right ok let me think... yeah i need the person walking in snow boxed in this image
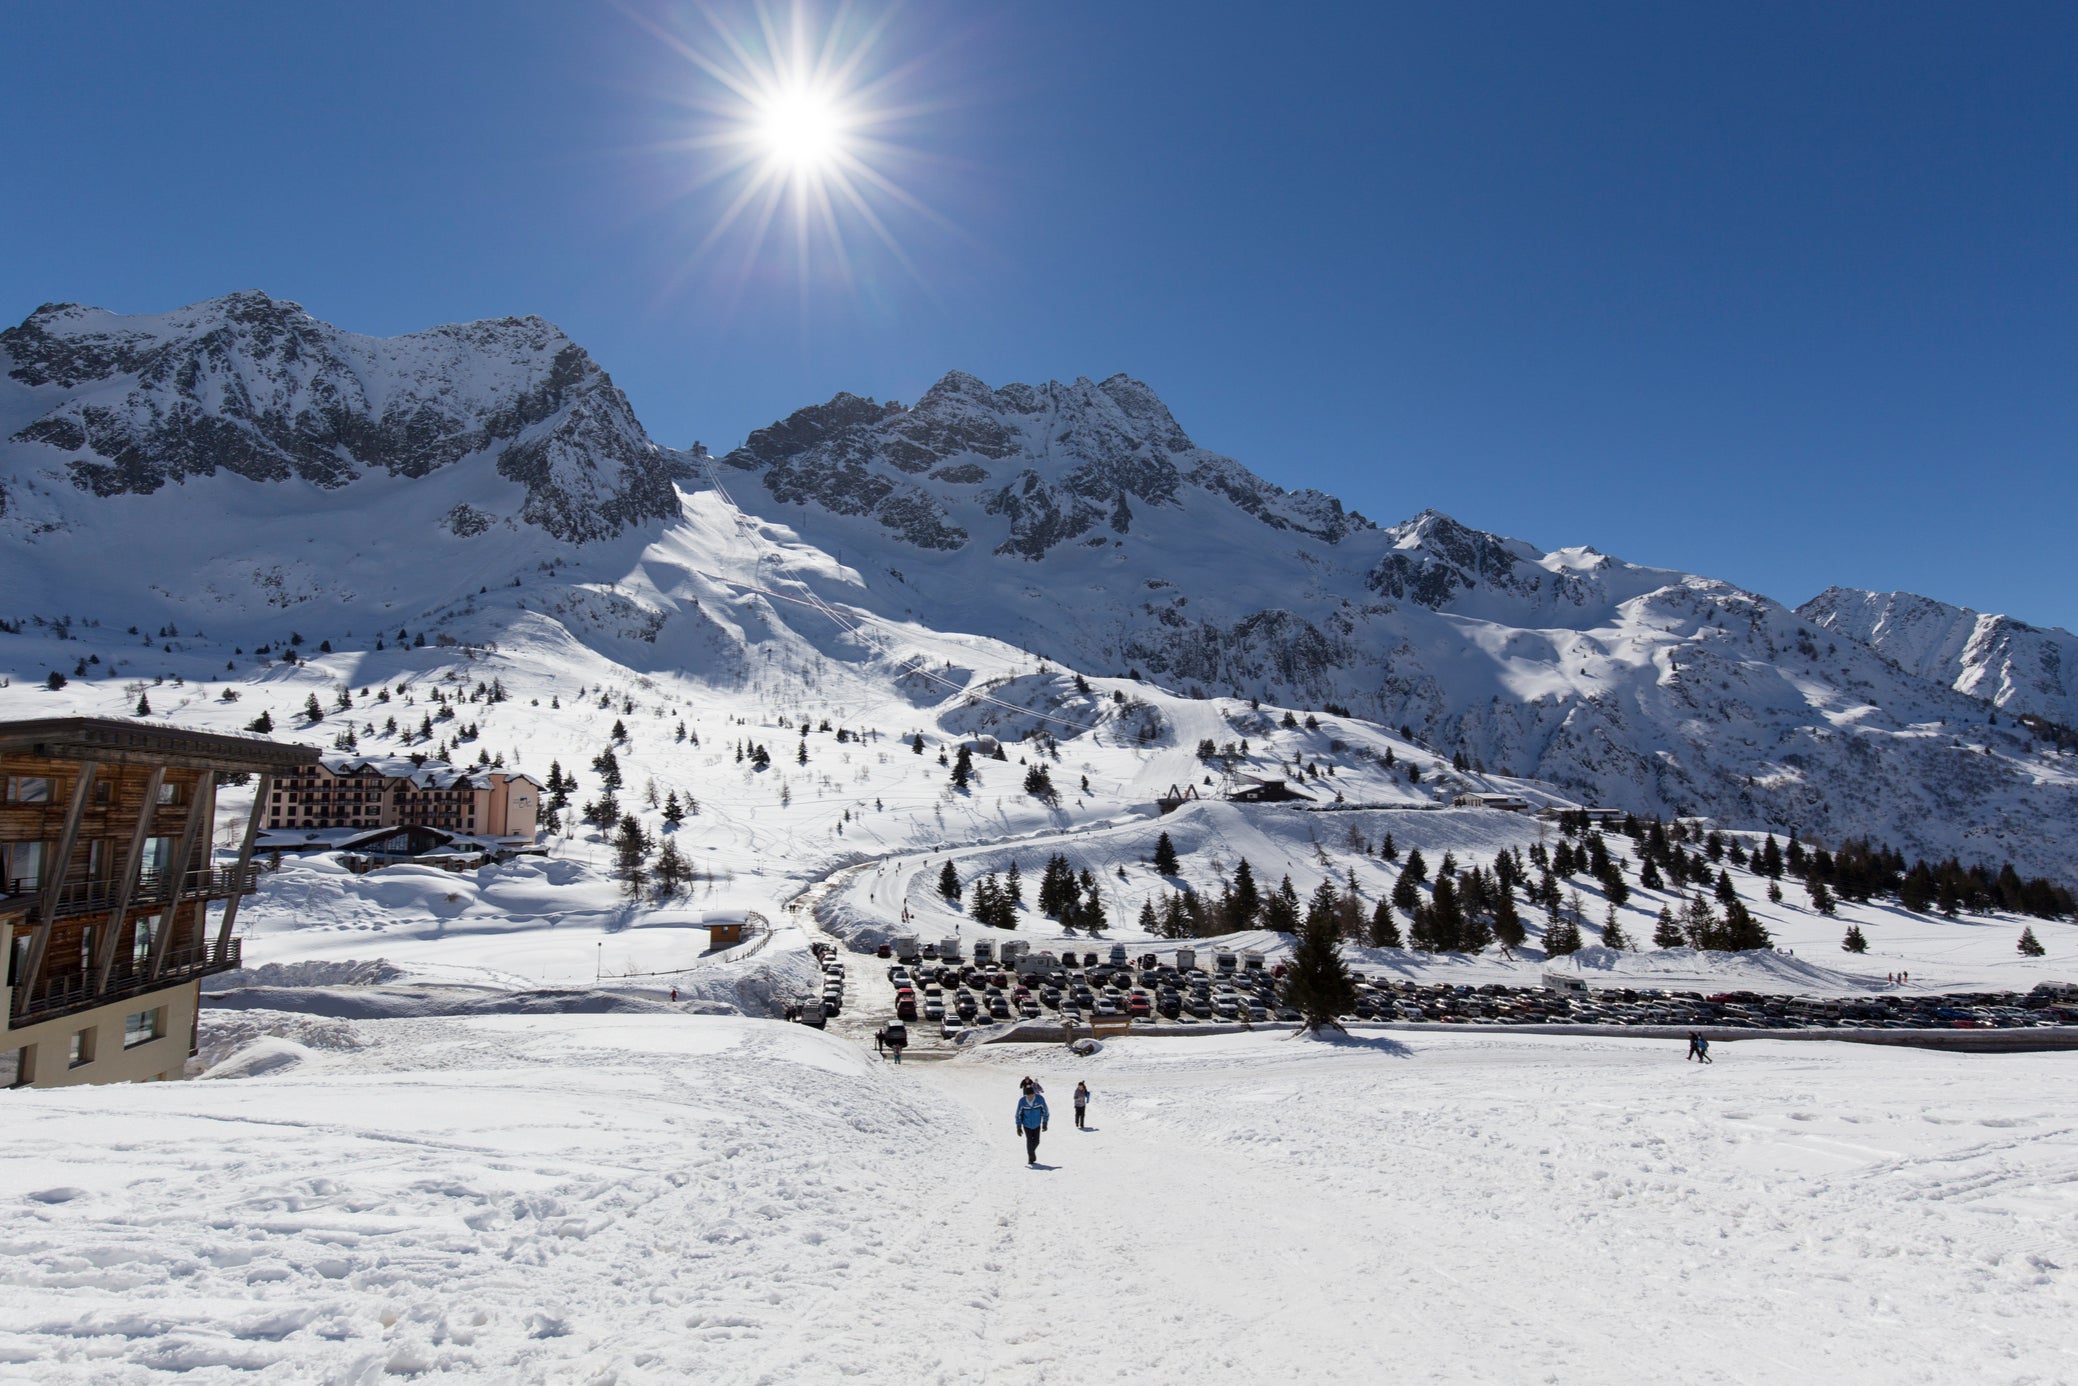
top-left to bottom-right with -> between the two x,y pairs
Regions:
1073,1081 -> 1090,1130
1016,1079 -> 1050,1164
1686,1031 -> 1702,1062
1695,1035 -> 1712,1064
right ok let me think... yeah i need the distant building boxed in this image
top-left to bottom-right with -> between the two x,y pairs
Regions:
1537,805 -> 1628,826
1225,775 -> 1311,805
261,755 -> 540,843
2,717 -> 318,1090
1454,793 -> 1533,812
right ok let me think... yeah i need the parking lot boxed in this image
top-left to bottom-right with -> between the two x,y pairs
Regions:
798,940 -> 2078,1045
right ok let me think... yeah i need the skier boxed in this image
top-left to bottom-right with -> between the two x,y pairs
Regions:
1015,1079 -> 1050,1164
1685,1031 -> 1702,1062
1073,1081 -> 1091,1130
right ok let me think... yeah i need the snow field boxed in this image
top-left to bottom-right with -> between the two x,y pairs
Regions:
3,1014 -> 2074,1383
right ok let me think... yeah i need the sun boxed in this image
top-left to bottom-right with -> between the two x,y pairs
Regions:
634,0 -> 955,293
755,86 -> 847,174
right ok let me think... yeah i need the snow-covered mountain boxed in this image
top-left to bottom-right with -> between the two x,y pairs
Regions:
1,295 -> 2073,878
715,372 -> 2078,870
0,290 -> 682,550
1799,587 -> 2078,729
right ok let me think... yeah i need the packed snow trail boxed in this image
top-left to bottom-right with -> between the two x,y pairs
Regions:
6,1012 -> 2076,1382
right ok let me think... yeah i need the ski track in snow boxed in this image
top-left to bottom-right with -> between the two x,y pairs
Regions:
3,1014 -> 2075,1384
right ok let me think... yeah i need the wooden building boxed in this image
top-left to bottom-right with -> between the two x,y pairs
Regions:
2,718 -> 318,1089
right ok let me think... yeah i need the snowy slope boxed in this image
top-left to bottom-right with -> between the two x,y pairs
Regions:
715,372 -> 2078,873
1801,585 -> 2078,727
3,1012 -> 2073,1382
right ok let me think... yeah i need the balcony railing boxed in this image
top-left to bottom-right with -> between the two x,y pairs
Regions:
7,937 -> 243,1026
0,866 -> 261,921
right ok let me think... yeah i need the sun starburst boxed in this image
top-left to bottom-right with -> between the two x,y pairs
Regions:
634,0 -> 955,297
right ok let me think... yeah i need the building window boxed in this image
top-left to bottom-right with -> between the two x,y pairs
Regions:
4,776 -> 52,804
1,841 -> 44,893
1,1046 -> 31,1088
156,782 -> 183,807
123,1008 -> 164,1048
68,1028 -> 96,1068
92,780 -> 112,805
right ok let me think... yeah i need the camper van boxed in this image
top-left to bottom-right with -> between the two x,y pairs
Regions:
1108,942 -> 1130,967
973,938 -> 995,965
1542,972 -> 1590,998
1214,949 -> 1238,974
1241,949 -> 1265,973
939,937 -> 963,964
1000,939 -> 1029,968
1173,947 -> 1197,973
893,935 -> 920,965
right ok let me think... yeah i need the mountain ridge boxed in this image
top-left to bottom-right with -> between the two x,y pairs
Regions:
0,293 -> 2072,878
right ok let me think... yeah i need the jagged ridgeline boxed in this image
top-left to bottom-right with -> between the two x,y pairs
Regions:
2,294 -> 2074,878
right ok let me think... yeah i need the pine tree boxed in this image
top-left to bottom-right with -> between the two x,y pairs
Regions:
2018,927 -> 2046,957
1390,868 -> 1421,917
1023,763 -> 1056,802
1807,877 -> 1837,916
1428,876 -> 1465,952
1005,860 -> 1023,906
1368,900 -> 1403,948
1492,889 -> 1526,955
652,838 -> 691,901
1228,859 -> 1263,929
939,861 -> 960,901
1381,832 -> 1398,861
1263,875 -> 1301,933
661,791 -> 684,827
134,692 -> 152,716
1153,831 -> 1179,875
1600,901 -> 1629,951
1842,924 -> 1868,953
247,709 -> 274,734
303,693 -> 324,722
1638,855 -> 1664,891
1402,848 -> 1428,886
1280,905 -> 1358,1032
612,814 -> 651,900
1715,869 -> 1738,906
911,733 -> 925,754
1653,905 -> 1685,949
951,745 -> 974,789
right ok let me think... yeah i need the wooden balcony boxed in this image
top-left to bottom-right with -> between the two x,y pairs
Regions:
8,937 -> 243,1026
1,865 -> 261,922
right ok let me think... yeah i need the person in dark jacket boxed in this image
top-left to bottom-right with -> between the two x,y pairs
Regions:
1073,1081 -> 1090,1129
1016,1082 -> 1050,1164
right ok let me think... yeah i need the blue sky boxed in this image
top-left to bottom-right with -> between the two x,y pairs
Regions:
3,2 -> 2072,626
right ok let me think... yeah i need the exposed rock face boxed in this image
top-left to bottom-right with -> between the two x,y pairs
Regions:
707,371 -> 2078,877
0,291 -> 682,543
1799,587 -> 2078,728
721,369 -> 1367,558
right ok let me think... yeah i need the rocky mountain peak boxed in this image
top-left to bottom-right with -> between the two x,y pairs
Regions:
0,293 -> 682,544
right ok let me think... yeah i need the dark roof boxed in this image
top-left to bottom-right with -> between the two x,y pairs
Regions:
0,716 -> 320,773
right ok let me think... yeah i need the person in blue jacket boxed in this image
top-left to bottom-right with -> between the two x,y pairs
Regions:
1015,1078 -> 1050,1164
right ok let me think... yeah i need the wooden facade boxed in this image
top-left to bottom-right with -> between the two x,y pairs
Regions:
1,718 -> 318,1089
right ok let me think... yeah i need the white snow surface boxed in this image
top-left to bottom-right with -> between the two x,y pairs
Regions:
3,1013 -> 2074,1383
1801,585 -> 2078,727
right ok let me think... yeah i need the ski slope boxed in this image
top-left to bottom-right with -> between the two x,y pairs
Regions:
2,1012 -> 2072,1383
